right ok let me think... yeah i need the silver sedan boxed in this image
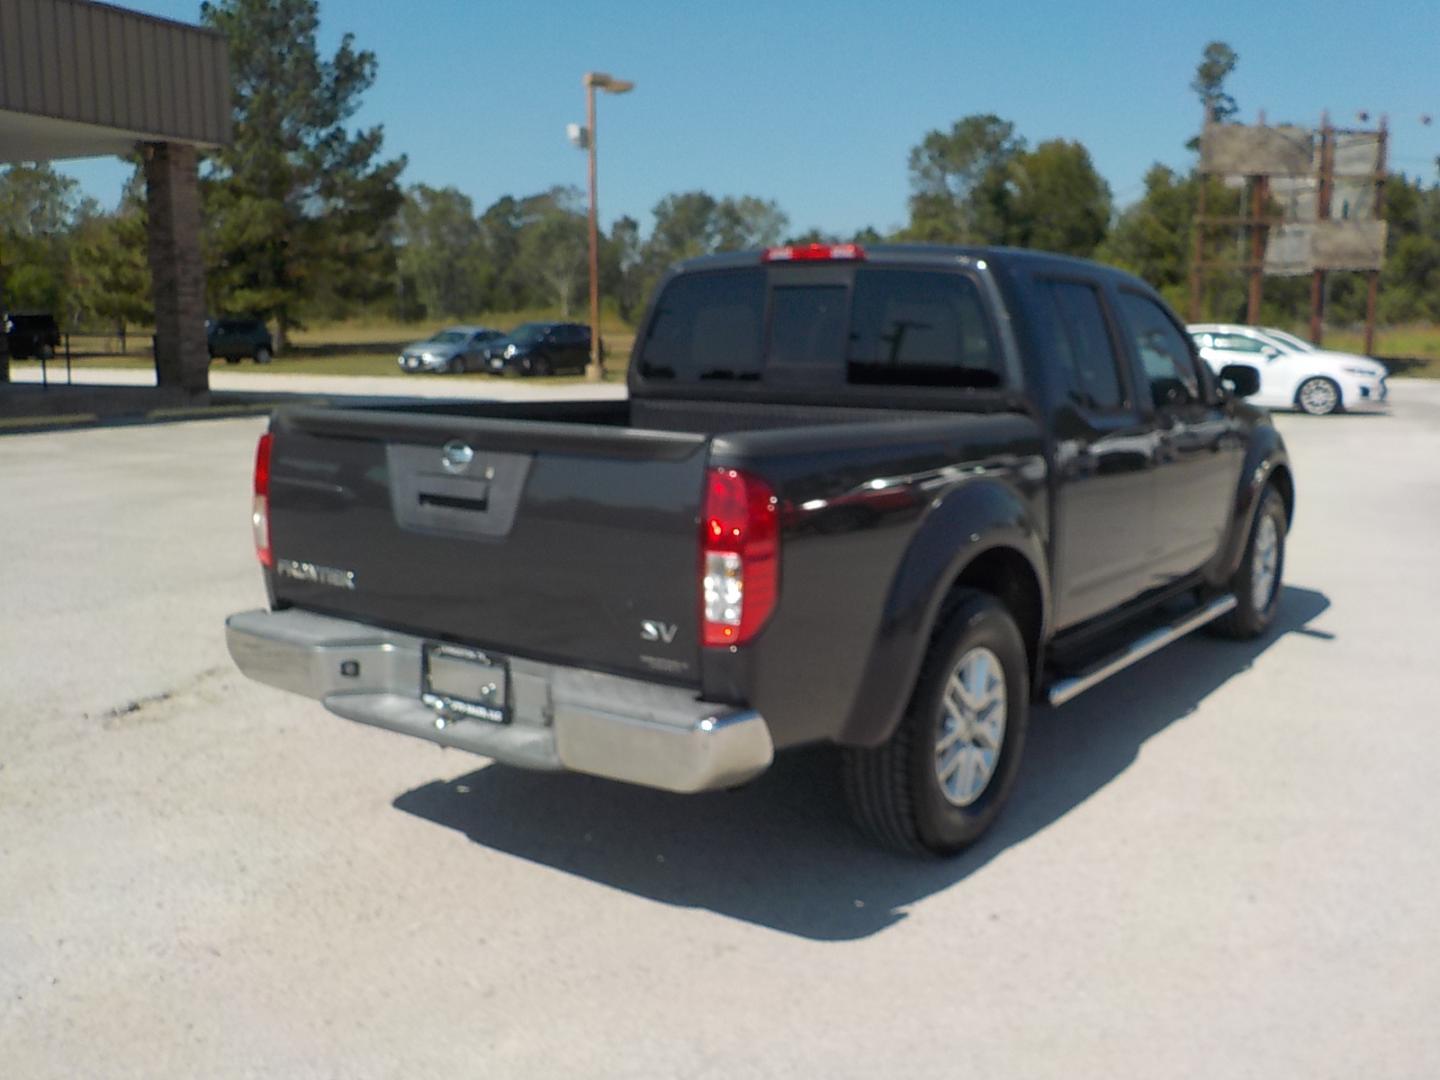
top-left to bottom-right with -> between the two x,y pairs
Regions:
397,326 -> 504,374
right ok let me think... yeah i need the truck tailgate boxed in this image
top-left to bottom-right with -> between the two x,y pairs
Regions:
266,407 -> 709,685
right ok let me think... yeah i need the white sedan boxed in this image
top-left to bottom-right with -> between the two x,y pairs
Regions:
1188,323 -> 1389,416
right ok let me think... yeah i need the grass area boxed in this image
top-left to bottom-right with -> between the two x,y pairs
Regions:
46,316 -> 1440,379
1323,324 -> 1440,376
39,315 -> 638,380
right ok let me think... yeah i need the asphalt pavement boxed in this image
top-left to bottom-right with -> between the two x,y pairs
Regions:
2,382 -> 1438,1078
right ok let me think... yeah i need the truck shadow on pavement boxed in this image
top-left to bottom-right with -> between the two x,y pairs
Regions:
393,585 -> 1331,941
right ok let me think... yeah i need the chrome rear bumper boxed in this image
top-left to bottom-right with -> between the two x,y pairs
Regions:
225,608 -> 774,793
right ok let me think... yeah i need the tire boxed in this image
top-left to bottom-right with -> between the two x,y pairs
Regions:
1213,486 -> 1286,639
1295,376 -> 1340,415
533,357 -> 552,377
446,355 -> 463,374
224,356 -> 241,364
843,590 -> 1030,855
254,346 -> 272,365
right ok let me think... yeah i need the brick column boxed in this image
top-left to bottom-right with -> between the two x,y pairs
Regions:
0,298 -> 9,384
144,142 -> 209,393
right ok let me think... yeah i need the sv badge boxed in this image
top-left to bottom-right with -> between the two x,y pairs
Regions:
640,620 -> 678,644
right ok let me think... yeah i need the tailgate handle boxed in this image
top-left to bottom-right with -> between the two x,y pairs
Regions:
387,444 -> 531,539
418,487 -> 490,513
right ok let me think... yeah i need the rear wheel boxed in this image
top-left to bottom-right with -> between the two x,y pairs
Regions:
1213,486 -> 1286,639
1296,376 -> 1340,415
254,345 -> 272,365
843,590 -> 1029,855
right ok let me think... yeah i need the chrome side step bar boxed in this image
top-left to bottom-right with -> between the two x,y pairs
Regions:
1045,594 -> 1237,708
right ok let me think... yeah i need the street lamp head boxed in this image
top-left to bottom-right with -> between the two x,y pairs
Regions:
585,71 -> 635,94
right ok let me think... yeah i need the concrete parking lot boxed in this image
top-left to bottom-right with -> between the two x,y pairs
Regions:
3,383 -> 1438,1078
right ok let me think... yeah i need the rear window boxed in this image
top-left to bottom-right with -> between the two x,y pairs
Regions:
638,267 -> 1004,388
639,270 -> 766,381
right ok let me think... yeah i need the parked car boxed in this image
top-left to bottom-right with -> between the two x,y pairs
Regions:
208,316 -> 274,364
485,321 -> 592,376
397,326 -> 504,374
1189,322 -> 1387,415
4,312 -> 60,359
227,243 -> 1294,856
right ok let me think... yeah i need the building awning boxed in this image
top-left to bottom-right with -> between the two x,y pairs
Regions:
0,0 -> 230,164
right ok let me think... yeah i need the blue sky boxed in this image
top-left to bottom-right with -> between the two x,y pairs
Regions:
65,0 -> 1440,235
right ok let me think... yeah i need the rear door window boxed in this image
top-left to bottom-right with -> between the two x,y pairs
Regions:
1039,280 -> 1128,412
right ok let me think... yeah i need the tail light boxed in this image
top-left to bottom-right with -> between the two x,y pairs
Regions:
762,242 -> 866,263
701,468 -> 779,646
253,432 -> 274,568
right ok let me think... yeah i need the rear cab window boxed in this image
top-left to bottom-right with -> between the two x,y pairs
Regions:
637,264 -> 1007,391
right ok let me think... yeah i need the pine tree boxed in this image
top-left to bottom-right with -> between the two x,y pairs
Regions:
199,0 -> 405,350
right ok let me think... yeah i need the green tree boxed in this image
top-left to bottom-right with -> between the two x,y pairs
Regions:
199,0 -> 406,350
68,167 -> 152,338
0,163 -> 78,313
0,162 -> 79,238
605,214 -> 644,321
396,184 -> 484,320
637,190 -> 788,302
475,195 -> 526,312
1376,172 -> 1440,323
903,114 -> 1024,242
783,227 -> 840,246
646,191 -> 788,264
1004,139 -> 1112,257
1192,41 -> 1240,124
516,187 -> 588,317
647,191 -> 721,263
1096,165 -> 1195,303
714,196 -> 789,251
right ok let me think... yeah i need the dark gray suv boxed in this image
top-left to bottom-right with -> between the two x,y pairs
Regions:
486,322 -> 593,376
208,317 -> 273,364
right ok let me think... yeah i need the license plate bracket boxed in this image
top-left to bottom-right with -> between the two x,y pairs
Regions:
421,643 -> 509,724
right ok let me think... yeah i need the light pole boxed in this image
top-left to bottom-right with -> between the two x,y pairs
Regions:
576,71 -> 634,381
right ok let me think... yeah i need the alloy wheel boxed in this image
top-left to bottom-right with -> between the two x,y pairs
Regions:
933,646 -> 1008,808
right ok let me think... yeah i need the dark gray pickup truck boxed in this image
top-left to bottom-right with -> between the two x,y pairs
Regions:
227,243 -> 1294,854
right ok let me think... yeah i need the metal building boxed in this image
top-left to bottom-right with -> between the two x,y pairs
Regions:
0,0 -> 231,391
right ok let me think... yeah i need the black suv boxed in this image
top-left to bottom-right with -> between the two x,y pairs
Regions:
4,313 -> 61,359
486,322 -> 592,376
208,317 -> 274,364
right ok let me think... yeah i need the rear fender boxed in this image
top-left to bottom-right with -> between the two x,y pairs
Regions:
837,478 -> 1048,747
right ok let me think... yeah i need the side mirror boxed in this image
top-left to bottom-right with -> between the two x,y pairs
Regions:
1219,363 -> 1261,398
1262,345 -> 1282,361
